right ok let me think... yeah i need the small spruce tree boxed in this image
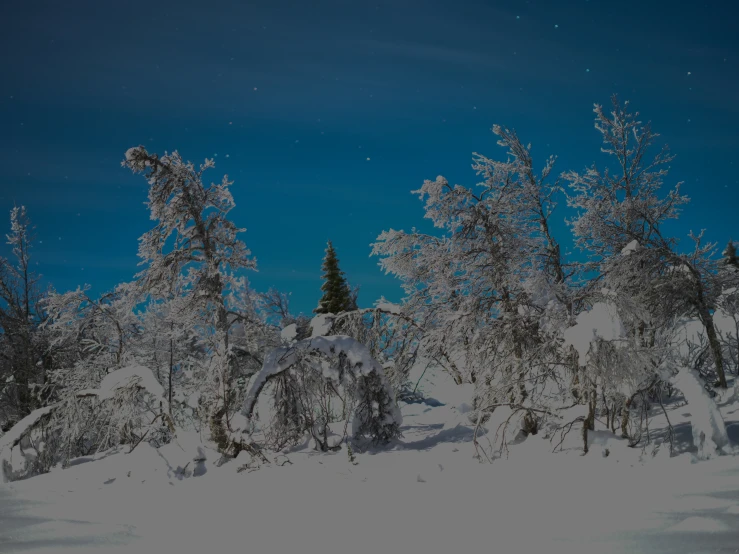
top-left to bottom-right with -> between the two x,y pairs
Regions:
723,240 -> 739,268
314,241 -> 353,314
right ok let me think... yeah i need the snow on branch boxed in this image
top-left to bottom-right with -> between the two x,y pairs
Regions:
563,301 -> 627,366
0,406 -> 54,456
242,335 -> 402,444
2,366 -> 164,461
96,365 -> 166,402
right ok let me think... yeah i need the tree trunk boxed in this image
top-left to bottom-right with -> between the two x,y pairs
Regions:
620,397 -> 632,439
698,306 -> 728,388
169,333 -> 174,416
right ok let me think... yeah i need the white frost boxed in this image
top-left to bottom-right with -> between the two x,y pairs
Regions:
563,302 -> 626,366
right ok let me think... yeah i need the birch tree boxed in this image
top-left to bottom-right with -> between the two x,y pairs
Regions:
122,146 -> 257,451
565,95 -> 728,389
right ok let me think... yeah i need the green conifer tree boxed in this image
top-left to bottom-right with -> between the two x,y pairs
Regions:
314,241 -> 353,314
724,240 -> 739,268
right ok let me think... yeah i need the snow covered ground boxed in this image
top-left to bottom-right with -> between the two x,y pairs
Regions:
2,366 -> 739,553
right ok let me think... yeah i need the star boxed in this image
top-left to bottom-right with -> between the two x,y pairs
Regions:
687,71 -> 691,75
554,24 -> 559,28
366,157 -> 371,161
586,68 -> 590,72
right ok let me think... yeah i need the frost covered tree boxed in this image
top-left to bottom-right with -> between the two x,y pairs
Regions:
565,95 -> 728,389
242,335 -> 402,452
314,241 -> 354,314
136,291 -> 197,418
0,207 -> 52,426
372,124 -> 575,448
42,282 -> 144,394
122,146 -> 257,451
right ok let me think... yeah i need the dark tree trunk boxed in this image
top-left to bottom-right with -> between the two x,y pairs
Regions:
698,306 -> 728,388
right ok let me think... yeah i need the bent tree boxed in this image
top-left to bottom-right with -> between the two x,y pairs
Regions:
123,147 -> 257,448
242,335 -> 402,451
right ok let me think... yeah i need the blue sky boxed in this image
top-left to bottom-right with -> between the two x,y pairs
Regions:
0,0 -> 737,315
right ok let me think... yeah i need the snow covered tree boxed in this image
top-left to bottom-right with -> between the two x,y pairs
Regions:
122,146 -> 257,451
242,336 -> 402,451
42,282 -> 144,398
0,207 -> 52,426
565,95 -> 728,389
372,124 -> 575,451
314,241 -> 353,314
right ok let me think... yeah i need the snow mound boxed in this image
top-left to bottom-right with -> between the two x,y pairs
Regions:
672,368 -> 730,459
97,365 -> 166,402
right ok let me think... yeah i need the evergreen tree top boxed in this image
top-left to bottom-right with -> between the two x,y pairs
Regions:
314,240 -> 353,314
724,240 -> 738,268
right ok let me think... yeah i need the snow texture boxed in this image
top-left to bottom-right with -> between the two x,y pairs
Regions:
2,364 -> 739,553
280,323 -> 298,343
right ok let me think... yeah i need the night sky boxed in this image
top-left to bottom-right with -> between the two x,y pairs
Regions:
1,0 -> 737,315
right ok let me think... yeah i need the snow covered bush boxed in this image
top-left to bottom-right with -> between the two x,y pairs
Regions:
242,336 -> 402,452
0,364 -> 171,482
